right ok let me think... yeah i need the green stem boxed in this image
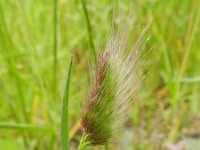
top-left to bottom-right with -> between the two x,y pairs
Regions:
81,0 -> 97,64
0,122 -> 55,133
105,144 -> 110,150
78,133 -> 90,150
53,0 -> 58,101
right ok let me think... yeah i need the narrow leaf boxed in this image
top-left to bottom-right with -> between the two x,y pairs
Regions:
0,122 -> 54,134
61,58 -> 73,150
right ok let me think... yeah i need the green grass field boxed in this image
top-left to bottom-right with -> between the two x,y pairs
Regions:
0,0 -> 200,150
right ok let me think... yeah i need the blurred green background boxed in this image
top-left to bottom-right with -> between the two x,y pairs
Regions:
0,0 -> 200,150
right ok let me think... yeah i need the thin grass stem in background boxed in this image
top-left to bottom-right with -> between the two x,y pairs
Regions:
53,0 -> 58,100
0,122 -> 55,134
179,76 -> 200,83
168,3 -> 200,142
61,58 -> 72,150
104,144 -> 110,150
81,0 -> 97,63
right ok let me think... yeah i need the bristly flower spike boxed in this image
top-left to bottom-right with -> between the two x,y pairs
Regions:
79,18 -> 150,148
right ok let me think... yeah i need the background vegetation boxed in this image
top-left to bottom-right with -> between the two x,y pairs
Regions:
0,0 -> 200,149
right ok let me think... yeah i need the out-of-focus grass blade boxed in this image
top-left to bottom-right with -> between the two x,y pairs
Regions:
178,76 -> 200,83
0,122 -> 55,134
61,58 -> 72,150
53,0 -> 58,101
81,0 -> 97,64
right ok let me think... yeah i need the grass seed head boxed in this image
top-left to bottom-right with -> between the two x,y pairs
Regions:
81,19 -> 149,145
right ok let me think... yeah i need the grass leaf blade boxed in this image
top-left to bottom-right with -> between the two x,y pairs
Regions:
61,58 -> 73,150
0,122 -> 55,134
81,0 -> 97,63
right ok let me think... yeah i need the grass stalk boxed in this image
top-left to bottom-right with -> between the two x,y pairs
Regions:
81,0 -> 97,63
105,144 -> 110,150
78,134 -> 90,150
53,0 -> 58,100
61,58 -> 72,150
0,122 -> 55,133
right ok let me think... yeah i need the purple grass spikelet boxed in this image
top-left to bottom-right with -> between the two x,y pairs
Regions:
79,16 -> 150,149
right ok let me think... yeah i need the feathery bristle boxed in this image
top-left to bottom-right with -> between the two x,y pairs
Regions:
81,20 -> 149,145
